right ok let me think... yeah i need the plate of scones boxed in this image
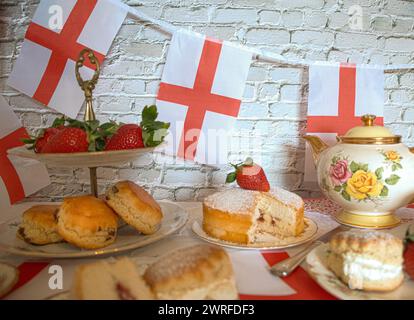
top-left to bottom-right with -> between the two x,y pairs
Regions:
192,187 -> 318,250
306,227 -> 414,300
0,181 -> 188,258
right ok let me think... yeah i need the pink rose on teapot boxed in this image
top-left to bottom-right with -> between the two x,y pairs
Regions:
329,159 -> 352,186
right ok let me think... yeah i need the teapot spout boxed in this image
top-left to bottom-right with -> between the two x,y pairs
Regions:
303,135 -> 329,165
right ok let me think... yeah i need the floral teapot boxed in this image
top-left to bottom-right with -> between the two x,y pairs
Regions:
304,114 -> 414,229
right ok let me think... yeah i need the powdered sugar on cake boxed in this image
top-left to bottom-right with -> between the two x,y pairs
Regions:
268,187 -> 303,210
203,189 -> 258,214
203,187 -> 303,214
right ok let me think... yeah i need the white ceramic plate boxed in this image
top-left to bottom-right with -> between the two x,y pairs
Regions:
0,201 -> 188,259
7,145 -> 162,168
306,243 -> 414,300
192,217 -> 318,251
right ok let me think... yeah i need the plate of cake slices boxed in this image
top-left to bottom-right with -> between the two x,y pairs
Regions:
192,188 -> 318,250
306,226 -> 414,300
0,181 -> 188,258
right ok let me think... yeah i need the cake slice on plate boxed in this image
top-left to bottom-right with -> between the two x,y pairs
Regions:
202,187 -> 304,244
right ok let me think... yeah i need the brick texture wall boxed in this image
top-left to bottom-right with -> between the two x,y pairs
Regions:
1,0 -> 414,202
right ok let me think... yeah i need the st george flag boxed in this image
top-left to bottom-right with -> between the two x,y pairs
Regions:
156,30 -> 252,164
304,62 -> 384,182
8,0 -> 128,118
0,96 -> 50,207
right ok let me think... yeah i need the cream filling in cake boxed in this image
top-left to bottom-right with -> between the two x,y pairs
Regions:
342,253 -> 403,289
247,194 -> 301,243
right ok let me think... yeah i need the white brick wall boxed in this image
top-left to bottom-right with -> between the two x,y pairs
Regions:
1,0 -> 414,202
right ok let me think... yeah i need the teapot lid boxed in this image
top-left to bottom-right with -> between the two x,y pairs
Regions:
340,115 -> 401,144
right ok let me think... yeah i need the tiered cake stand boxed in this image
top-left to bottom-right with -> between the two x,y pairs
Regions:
8,49 -> 158,197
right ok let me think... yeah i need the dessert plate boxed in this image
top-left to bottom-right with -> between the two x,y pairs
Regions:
7,145 -> 163,168
306,243 -> 414,300
0,201 -> 188,259
192,217 -> 318,251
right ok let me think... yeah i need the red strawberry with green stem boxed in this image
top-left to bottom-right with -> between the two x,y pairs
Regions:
104,124 -> 144,150
404,225 -> 414,280
104,105 -> 170,150
226,157 -> 270,192
41,127 -> 89,153
22,117 -> 65,153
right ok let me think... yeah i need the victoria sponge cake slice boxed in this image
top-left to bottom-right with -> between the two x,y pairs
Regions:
202,187 -> 304,244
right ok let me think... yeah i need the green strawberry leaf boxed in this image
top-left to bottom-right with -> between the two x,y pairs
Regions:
385,174 -> 400,185
21,138 -> 36,144
140,105 -> 170,147
51,116 -> 66,128
226,172 -> 237,183
375,167 -> 384,180
86,120 -> 100,132
380,185 -> 389,197
142,105 -> 158,122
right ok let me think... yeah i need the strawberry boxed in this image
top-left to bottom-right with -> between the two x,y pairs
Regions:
41,127 -> 89,153
104,124 -> 144,151
33,127 -> 61,153
226,157 -> 270,192
22,117 -> 65,153
404,225 -> 414,280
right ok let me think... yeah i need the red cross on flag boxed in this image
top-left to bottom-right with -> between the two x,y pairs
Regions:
156,30 -> 252,164
304,62 -> 384,182
8,0 -> 128,118
0,96 -> 50,207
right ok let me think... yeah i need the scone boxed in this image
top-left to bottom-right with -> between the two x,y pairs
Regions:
17,205 -> 63,245
105,181 -> 162,235
143,244 -> 238,300
202,187 -> 304,244
57,196 -> 118,249
327,230 -> 404,292
72,258 -> 154,300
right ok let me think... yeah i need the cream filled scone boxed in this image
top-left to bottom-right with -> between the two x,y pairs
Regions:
327,230 -> 404,292
17,205 -> 63,245
72,258 -> 154,300
105,181 -> 162,235
202,188 -> 304,244
57,196 -> 118,249
143,244 -> 238,300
